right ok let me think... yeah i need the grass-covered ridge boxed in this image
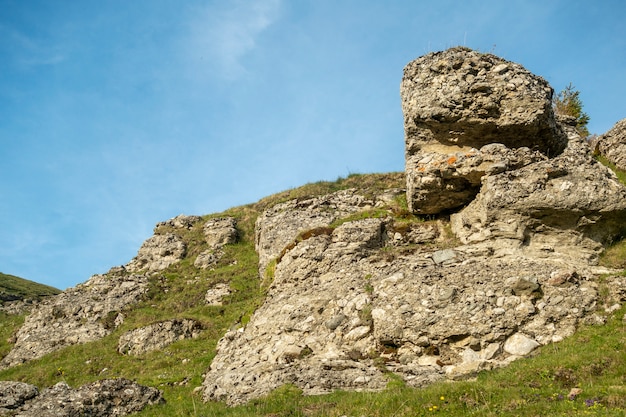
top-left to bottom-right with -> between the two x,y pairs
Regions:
0,272 -> 61,302
0,171 -> 624,416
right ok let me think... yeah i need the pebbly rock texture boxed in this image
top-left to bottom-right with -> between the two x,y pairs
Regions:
203,199 -> 622,405
0,379 -> 162,417
0,381 -> 38,414
255,189 -> 377,276
202,49 -> 626,405
118,319 -> 204,356
194,217 -> 238,269
0,271 -> 149,369
126,233 -> 186,272
594,118 -> 626,171
205,283 -> 232,306
451,124 -> 626,264
402,47 -> 567,214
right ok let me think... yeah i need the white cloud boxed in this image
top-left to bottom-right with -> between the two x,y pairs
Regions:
186,0 -> 282,80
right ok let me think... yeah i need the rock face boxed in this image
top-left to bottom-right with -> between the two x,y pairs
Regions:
255,189 -> 376,276
203,193 -> 621,405
202,48 -> 626,405
451,124 -> 626,264
594,118 -> 626,171
0,379 -> 162,417
0,271 -> 149,369
401,47 -> 567,214
127,233 -> 186,272
118,319 -> 204,356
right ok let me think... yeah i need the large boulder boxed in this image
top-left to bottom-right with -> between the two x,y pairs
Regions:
594,118 -> 626,171
402,47 -> 567,214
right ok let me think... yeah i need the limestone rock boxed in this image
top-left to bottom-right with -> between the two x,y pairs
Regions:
118,319 -> 204,356
594,118 -> 626,171
202,193 -> 604,405
503,333 -> 540,356
0,381 -> 38,413
451,126 -> 626,264
194,249 -> 225,269
194,217 -> 238,269
205,283 -> 231,306
155,214 -> 203,231
3,379 -> 162,417
255,189 -> 375,275
203,217 -> 238,248
402,47 -> 567,214
126,233 -> 186,272
0,271 -> 149,369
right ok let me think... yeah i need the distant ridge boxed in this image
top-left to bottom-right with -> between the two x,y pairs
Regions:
0,272 -> 61,302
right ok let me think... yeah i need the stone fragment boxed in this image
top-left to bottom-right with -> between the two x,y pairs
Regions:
203,217 -> 238,248
0,381 -> 38,412
503,333 -> 540,356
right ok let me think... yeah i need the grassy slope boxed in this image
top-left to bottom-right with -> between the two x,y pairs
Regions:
0,272 -> 61,301
0,171 -> 624,416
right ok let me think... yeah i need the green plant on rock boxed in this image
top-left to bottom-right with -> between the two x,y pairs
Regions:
553,82 -> 590,137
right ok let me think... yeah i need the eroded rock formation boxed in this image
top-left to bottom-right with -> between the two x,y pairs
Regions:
402,47 -> 567,214
202,48 -> 626,405
202,187 -> 626,405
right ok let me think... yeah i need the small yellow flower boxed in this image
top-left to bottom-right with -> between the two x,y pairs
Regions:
440,396 -> 445,401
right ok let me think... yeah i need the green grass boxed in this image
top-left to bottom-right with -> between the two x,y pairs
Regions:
0,172 -> 625,416
0,272 -> 61,301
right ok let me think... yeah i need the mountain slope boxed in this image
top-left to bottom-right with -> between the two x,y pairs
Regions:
0,272 -> 60,302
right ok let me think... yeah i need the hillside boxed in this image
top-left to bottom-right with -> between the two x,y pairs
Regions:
1,47 -> 626,416
0,171 -> 623,416
0,272 -> 60,302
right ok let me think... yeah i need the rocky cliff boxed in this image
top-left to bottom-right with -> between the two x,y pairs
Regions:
202,47 -> 626,405
1,47 -> 625,411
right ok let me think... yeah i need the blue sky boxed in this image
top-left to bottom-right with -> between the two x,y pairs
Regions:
1,0 -> 625,289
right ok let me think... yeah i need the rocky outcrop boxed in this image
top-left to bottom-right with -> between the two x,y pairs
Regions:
451,125 -> 626,264
255,189 -> 377,275
203,200 -> 623,405
194,217 -> 238,269
0,271 -> 149,369
126,233 -> 186,272
594,118 -> 626,171
402,47 -> 567,214
202,48 -> 626,405
118,319 -> 204,356
0,379 -> 162,416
